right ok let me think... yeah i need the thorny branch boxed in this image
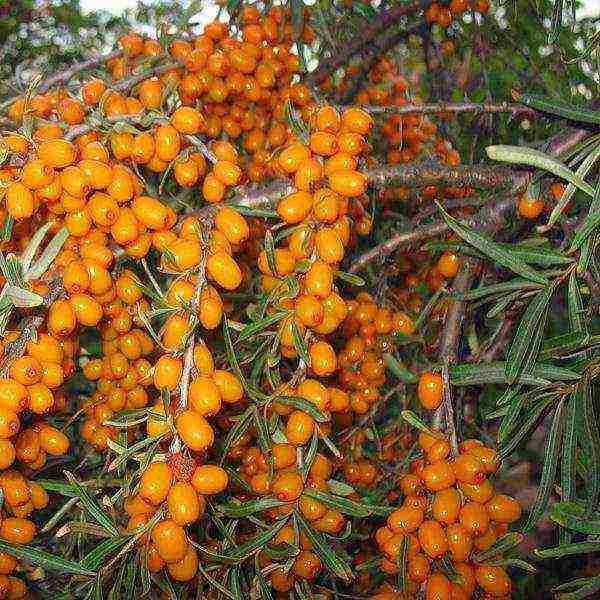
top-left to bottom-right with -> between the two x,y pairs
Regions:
433,258 -> 479,454
348,193 -> 518,273
309,1 -> 422,84
341,101 -> 536,117
0,279 -> 65,375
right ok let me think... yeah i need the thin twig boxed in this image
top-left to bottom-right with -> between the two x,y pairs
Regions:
309,1 -> 422,84
339,101 -> 536,116
432,258 -> 479,453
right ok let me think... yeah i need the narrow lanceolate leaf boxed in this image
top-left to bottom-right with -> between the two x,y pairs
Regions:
553,575 -> 600,600
400,411 -> 445,439
523,399 -> 566,532
80,536 -> 132,571
227,519 -> 288,562
499,394 -> 559,460
215,497 -> 285,518
449,362 -> 580,386
486,146 -> 595,198
0,540 -> 95,576
473,533 -> 524,563
516,92 -> 600,126
551,502 -> 600,534
222,316 -> 253,397
272,395 -> 329,423
579,174 -> 600,272
560,394 -> 578,545
20,221 -> 54,273
568,273 -> 587,334
26,226 -> 69,280
535,541 -> 600,559
436,203 -> 548,284
291,321 -> 310,365
383,353 -> 417,384
396,535 -> 409,591
297,514 -> 354,581
497,391 -> 527,443
335,271 -> 365,286
4,285 -> 44,308
304,488 -> 391,518
64,472 -> 119,537
539,332 -> 590,360
568,212 -> 600,253
543,141 -> 600,230
238,312 -> 287,342
582,384 -> 600,513
505,285 -> 553,383
219,407 -> 253,464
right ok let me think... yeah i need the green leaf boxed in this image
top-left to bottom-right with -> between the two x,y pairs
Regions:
64,471 -> 120,537
107,433 -> 165,472
505,285 -> 553,383
297,514 -> 353,581
499,394 -> 559,459
449,362 -> 580,386
26,226 -> 69,280
578,174 -> 600,272
291,320 -> 310,366
486,145 -> 595,198
272,395 -> 329,423
0,540 -> 94,576
582,384 -> 600,513
396,534 -> 409,591
553,574 -> 600,599
4,285 -> 44,308
567,273 -> 587,335
383,354 -> 417,384
517,93 -> 600,126
560,393 -> 578,545
214,497 -> 285,518
535,541 -> 600,559
238,312 -> 287,342
20,221 -> 54,273
568,212 -> 600,253
304,488 -> 391,518
542,142 -> 600,231
473,533 -> 524,563
539,332 -> 590,360
80,536 -> 131,571
523,399 -> 566,532
551,502 -> 600,534
219,407 -> 253,464
436,202 -> 548,284
227,519 -> 288,562
335,271 -> 365,286
400,410 -> 445,438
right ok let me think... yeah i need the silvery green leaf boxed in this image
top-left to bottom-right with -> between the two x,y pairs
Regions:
25,227 -> 69,281
5,285 -> 44,308
21,221 -> 54,274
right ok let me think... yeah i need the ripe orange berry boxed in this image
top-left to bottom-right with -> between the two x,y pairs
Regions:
421,460 -> 456,492
175,410 -> 214,451
417,372 -> 443,410
152,519 -> 188,563
417,520 -> 448,559
485,494 -> 522,523
0,517 -> 35,544
191,465 -> 229,494
140,461 -> 173,505
518,194 -> 544,219
309,341 -> 337,376
475,565 -> 511,597
167,482 -> 201,526
286,410 -> 315,446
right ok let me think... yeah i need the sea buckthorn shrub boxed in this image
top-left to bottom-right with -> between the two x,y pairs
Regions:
0,0 -> 598,597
